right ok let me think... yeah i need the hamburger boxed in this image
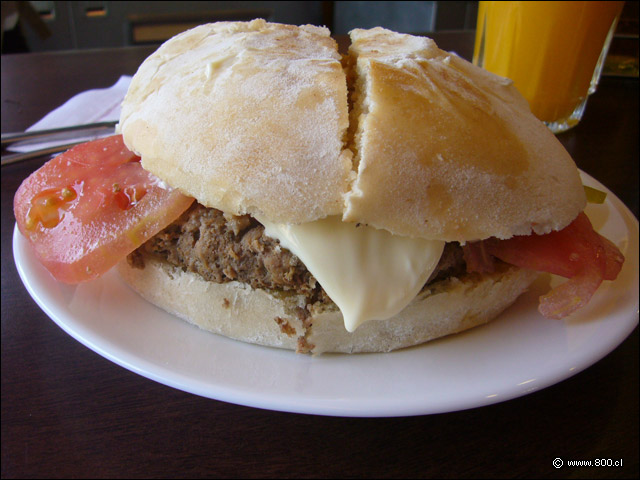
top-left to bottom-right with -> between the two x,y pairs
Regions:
14,20 -> 624,354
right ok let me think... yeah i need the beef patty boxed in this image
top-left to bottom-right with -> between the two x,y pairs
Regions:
128,203 -> 466,304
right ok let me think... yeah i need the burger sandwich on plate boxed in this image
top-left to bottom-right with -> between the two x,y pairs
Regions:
14,20 -> 625,354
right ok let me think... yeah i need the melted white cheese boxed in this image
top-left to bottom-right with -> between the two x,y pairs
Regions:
260,216 -> 444,332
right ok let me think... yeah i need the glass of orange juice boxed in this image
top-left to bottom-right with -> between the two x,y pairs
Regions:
473,1 -> 624,133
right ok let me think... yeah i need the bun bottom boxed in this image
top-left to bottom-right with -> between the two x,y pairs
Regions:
116,256 -> 537,354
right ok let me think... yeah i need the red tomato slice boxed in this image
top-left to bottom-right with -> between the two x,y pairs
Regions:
14,135 -> 194,283
484,213 -> 623,280
538,264 -> 604,319
474,212 -> 624,319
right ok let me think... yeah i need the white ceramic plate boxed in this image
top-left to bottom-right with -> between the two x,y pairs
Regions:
13,172 -> 639,417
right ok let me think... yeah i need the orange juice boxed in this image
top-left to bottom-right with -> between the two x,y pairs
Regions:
474,1 -> 623,130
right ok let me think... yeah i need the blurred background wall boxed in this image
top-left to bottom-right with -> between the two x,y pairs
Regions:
1,0 -> 637,75
0,1 -> 479,52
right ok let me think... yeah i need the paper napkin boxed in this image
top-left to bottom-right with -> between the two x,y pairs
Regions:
8,75 -> 132,153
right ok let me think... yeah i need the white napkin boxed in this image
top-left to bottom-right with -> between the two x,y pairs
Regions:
8,75 -> 132,153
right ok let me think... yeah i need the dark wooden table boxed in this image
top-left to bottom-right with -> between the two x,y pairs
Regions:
2,31 -> 638,479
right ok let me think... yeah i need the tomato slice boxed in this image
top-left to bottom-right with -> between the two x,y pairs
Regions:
538,264 -> 604,319
14,135 -> 194,283
484,212 -> 623,280
464,212 -> 624,319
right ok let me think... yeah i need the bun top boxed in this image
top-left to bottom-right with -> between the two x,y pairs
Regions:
120,21 -> 586,242
120,19 -> 353,224
343,28 -> 585,240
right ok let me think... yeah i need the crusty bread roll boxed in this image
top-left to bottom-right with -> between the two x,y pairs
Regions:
116,21 -> 587,353
120,20 -> 353,225
117,256 -> 537,354
344,28 -> 586,241
120,20 -> 585,241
